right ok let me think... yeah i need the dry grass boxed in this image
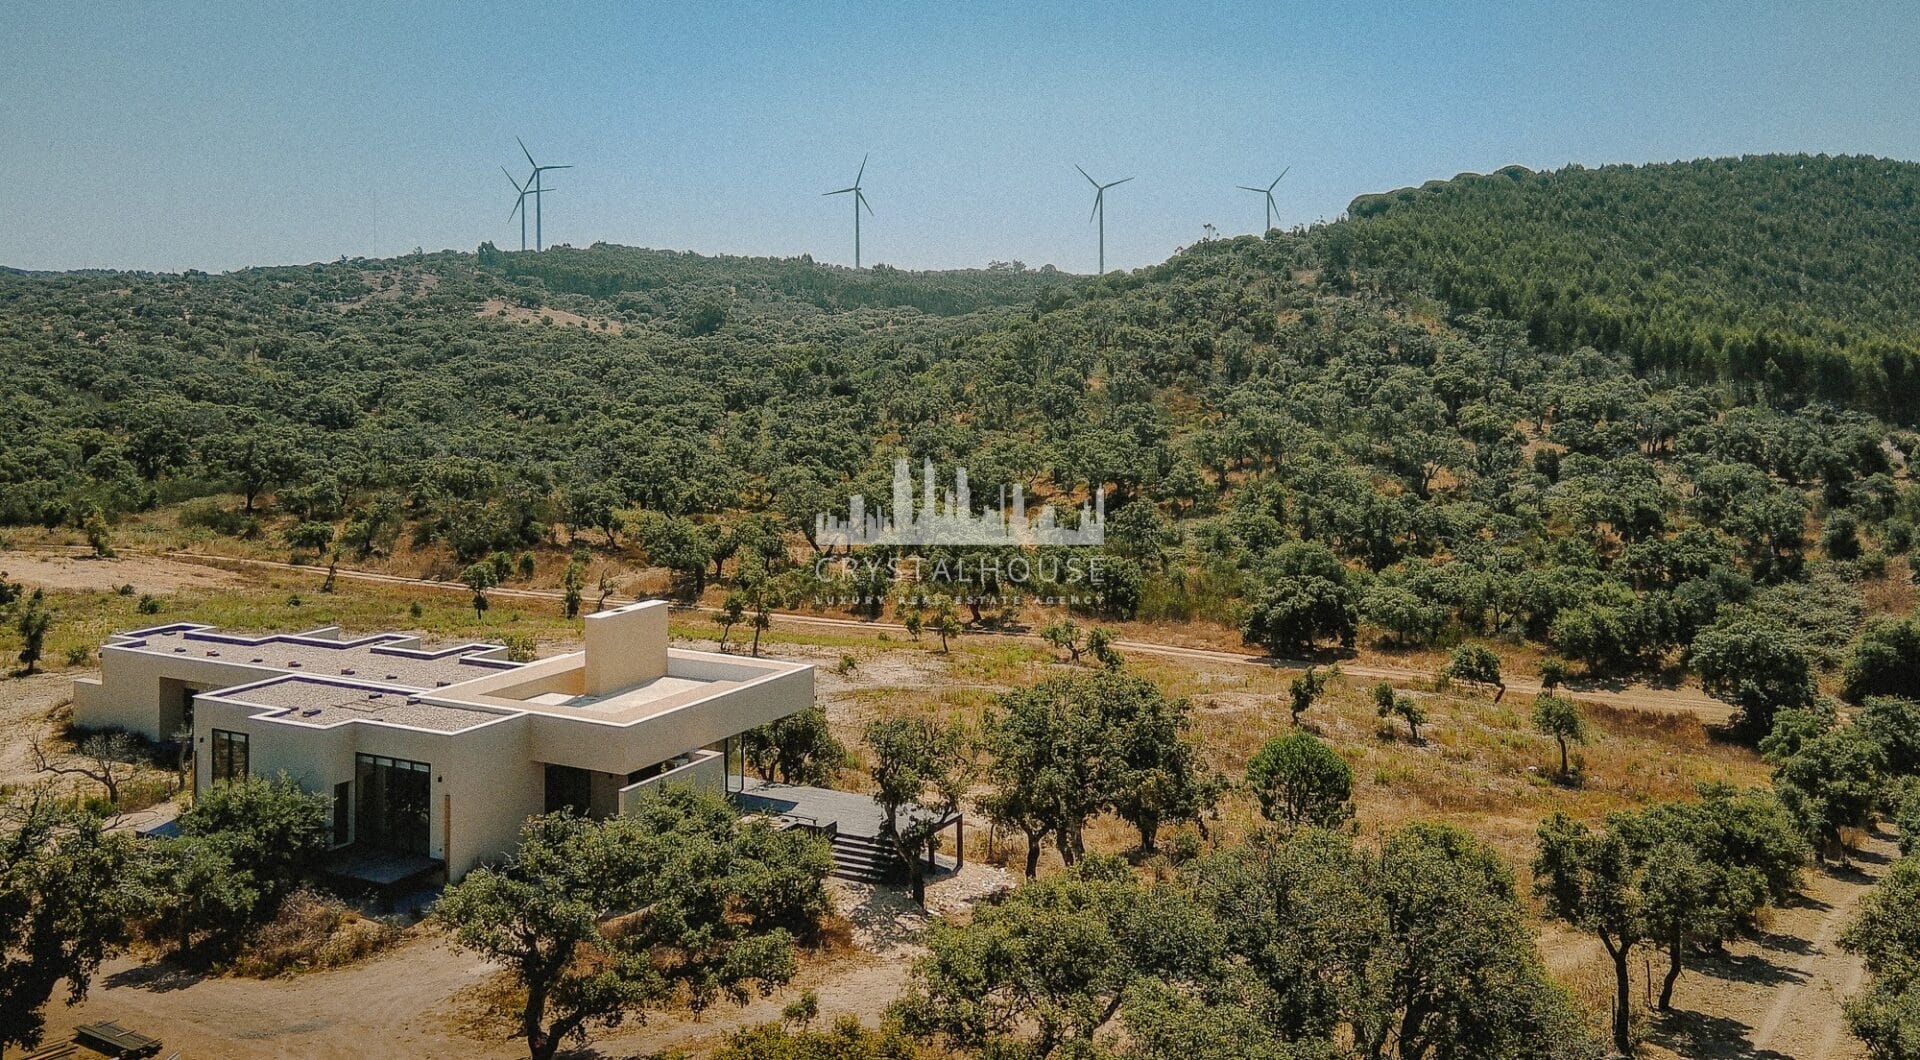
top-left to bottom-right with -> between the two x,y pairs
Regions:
229,889 -> 406,979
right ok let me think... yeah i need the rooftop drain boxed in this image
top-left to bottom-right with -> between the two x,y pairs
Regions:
386,674 -> 398,681
251,657 -> 264,663
301,708 -> 322,717
289,661 -> 303,668
172,647 -> 186,654
206,650 -> 220,657
342,668 -> 356,675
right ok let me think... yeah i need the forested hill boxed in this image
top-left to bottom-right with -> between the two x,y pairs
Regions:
4,155 -> 1919,712
484,243 -> 1076,316
1339,154 -> 1920,419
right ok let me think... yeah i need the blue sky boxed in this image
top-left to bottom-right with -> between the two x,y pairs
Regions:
3,1 -> 1916,274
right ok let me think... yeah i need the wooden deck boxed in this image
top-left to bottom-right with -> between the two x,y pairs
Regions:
733,779 -> 956,841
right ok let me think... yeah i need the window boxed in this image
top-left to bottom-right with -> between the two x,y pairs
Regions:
355,754 -> 432,856
209,729 -> 249,785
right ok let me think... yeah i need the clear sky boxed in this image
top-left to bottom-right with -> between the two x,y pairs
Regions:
3,1 -> 1916,275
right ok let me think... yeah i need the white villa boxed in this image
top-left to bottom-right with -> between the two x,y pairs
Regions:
72,601 -> 812,879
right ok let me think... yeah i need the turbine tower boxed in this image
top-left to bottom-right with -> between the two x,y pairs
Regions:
823,155 -> 873,268
516,137 -> 572,252
1077,165 -> 1133,274
1238,167 -> 1290,233
503,167 -> 542,253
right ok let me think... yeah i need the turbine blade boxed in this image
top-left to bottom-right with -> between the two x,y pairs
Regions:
824,187 -> 855,196
1107,176 -> 1134,188
1270,167 -> 1289,190
503,166 -> 526,192
1075,163 -> 1098,187
1089,192 -> 1101,223
856,153 -> 868,185
509,198 -> 523,221
518,136 -> 537,168
860,189 -> 874,216
1238,186 -> 1264,193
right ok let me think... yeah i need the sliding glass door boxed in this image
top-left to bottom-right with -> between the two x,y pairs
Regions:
354,754 -> 432,857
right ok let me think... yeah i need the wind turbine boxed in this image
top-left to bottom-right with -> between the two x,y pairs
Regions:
1238,167 -> 1290,233
1077,165 -> 1133,274
823,154 -> 873,268
502,167 -> 541,253
516,137 -> 572,251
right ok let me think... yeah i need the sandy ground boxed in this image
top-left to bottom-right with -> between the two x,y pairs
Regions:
38,866 -> 1009,1059
0,670 -> 78,787
2,551 -> 243,593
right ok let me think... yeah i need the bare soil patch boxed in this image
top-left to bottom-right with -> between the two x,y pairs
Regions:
0,671 -> 78,788
3,552 -> 242,594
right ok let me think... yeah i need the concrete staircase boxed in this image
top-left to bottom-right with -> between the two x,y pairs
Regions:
828,830 -> 906,883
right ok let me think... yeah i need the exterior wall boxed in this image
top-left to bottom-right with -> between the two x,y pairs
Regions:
524,664 -> 812,776
192,699 -> 542,880
82,649 -> 286,739
619,749 -> 727,813
584,600 -> 669,694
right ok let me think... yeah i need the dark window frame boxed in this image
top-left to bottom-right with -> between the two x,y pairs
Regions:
209,729 -> 249,785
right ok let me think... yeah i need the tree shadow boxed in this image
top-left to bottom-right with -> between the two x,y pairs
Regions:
1776,889 -> 1832,914
1647,1009 -> 1796,1060
1694,947 -> 1807,987
1744,927 -> 1817,959
103,959 -> 208,994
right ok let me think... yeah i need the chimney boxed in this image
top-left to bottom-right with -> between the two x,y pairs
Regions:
584,600 -> 670,695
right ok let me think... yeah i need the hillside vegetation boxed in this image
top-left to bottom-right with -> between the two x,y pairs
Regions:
1343,154 -> 1920,418
3,154 -> 1918,719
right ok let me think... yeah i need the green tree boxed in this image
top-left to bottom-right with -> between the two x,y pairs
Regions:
1444,643 -> 1506,701
980,676 -> 1113,873
1691,614 -> 1817,741
1041,617 -> 1086,663
715,590 -> 746,652
1285,664 -> 1336,727
710,1017 -> 925,1060
561,557 -> 586,619
1843,615 -> 1920,703
895,856 -> 1223,1058
1531,695 -> 1587,778
1839,854 -> 1920,1057
1371,680 -> 1425,743
928,593 -> 963,654
435,788 -> 829,1060
461,561 -> 497,620
13,589 -> 50,675
1773,727 -> 1882,863
1245,731 -> 1353,830
1533,812 -> 1646,1055
0,790 -> 134,1057
285,520 -> 335,560
1242,577 -> 1358,657
634,511 -> 716,597
740,706 -> 847,786
1538,656 -> 1570,693
865,716 -> 971,905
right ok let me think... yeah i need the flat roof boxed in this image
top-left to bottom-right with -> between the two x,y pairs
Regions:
109,624 -> 519,691
213,676 -> 502,734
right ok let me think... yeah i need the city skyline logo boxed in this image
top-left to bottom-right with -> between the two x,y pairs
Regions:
815,458 -> 1105,549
